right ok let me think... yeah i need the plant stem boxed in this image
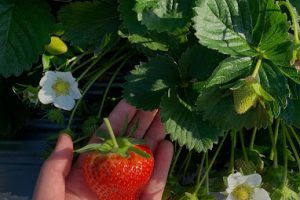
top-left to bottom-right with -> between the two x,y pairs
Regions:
76,56 -> 101,81
289,126 -> 300,146
268,124 -> 279,168
195,153 -> 206,185
279,1 -> 299,43
169,146 -> 183,176
251,56 -> 263,78
66,52 -> 132,129
284,125 -> 300,172
193,132 -> 229,195
183,151 -> 192,176
249,127 -> 257,151
239,130 -> 249,162
104,118 -> 119,149
68,51 -> 91,70
72,56 -> 97,73
97,57 -> 128,118
205,153 -> 209,195
229,130 -> 237,173
282,122 -> 288,186
274,119 -> 280,146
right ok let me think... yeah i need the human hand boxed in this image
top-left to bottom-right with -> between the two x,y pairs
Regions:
33,100 -> 174,200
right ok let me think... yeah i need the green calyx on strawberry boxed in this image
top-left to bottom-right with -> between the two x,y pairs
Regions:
75,118 -> 154,200
232,77 -> 274,114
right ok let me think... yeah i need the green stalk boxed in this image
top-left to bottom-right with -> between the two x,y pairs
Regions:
284,125 -> 300,172
195,153 -> 206,185
169,146 -> 183,176
268,123 -> 279,168
193,132 -> 229,195
239,130 -> 249,162
104,118 -> 119,149
289,126 -> 300,146
249,127 -> 257,151
76,56 -> 102,81
205,153 -> 209,195
282,122 -> 288,186
278,1 -> 299,43
71,54 -> 96,73
274,119 -> 280,145
183,151 -> 192,176
251,57 -> 263,78
68,51 -> 91,70
229,130 -> 237,173
66,52 -> 132,129
97,57 -> 129,118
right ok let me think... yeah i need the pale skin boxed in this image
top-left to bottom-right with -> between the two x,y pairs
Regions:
33,100 -> 174,200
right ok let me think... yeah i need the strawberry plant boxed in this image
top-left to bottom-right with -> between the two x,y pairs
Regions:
1,0 -> 300,199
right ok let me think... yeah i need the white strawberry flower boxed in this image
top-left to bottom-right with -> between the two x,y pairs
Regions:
38,71 -> 81,111
225,172 -> 270,200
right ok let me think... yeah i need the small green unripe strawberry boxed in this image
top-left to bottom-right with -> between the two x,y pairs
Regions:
45,36 -> 68,55
233,83 -> 258,114
235,159 -> 256,174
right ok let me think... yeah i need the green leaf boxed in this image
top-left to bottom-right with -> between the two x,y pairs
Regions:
121,31 -> 170,51
252,0 -> 291,66
193,0 -> 292,65
277,65 -> 300,85
119,0 -> 186,52
251,83 -> 275,101
0,0 -> 54,77
178,45 -> 227,82
160,92 -> 222,152
119,0 -> 147,35
196,87 -> 272,130
281,99 -> 300,128
42,54 -> 52,71
58,1 -> 120,50
206,57 -> 252,87
135,0 -> 193,32
259,61 -> 290,108
193,0 -> 256,56
123,56 -> 181,110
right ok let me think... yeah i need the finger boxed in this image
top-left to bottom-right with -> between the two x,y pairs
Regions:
127,110 -> 158,138
141,140 -> 174,200
89,99 -> 137,143
33,134 -> 73,200
144,112 -> 166,152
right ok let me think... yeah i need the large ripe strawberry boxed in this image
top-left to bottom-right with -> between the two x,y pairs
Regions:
76,118 -> 154,200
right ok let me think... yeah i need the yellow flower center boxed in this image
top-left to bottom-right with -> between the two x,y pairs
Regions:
52,78 -> 70,96
232,184 -> 253,200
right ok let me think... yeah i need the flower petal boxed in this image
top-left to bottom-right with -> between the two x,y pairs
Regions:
39,71 -> 57,87
227,172 -> 246,191
38,86 -> 55,104
226,193 -> 235,200
70,82 -> 82,99
245,174 -> 262,187
251,188 -> 271,200
53,95 -> 75,111
56,71 -> 76,82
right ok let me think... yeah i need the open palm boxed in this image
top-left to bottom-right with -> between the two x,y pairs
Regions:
33,100 -> 174,200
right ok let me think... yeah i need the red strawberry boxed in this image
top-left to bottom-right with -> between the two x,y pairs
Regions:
75,118 -> 154,200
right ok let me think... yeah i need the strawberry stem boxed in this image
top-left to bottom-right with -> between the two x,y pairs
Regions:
251,56 -> 262,78
104,118 -> 119,149
278,1 -> 299,44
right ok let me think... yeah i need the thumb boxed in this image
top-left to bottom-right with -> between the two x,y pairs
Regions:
33,133 -> 73,200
